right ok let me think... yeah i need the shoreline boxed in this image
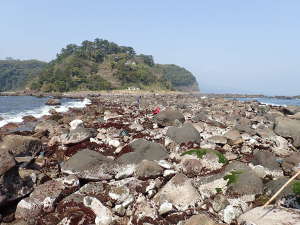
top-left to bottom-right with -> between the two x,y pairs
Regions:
0,97 -> 91,132
1,90 -> 299,100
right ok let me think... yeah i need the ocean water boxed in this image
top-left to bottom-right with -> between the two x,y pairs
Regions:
231,97 -> 300,107
0,96 -> 91,127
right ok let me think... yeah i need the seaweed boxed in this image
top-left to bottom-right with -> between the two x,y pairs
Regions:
181,148 -> 228,164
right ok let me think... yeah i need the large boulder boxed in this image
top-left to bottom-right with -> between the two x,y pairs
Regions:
153,173 -> 201,211
237,206 -> 300,225
274,117 -> 300,148
225,162 -> 263,197
135,160 -> 163,179
282,105 -> 300,115
45,98 -> 61,106
0,135 -> 43,157
118,139 -> 169,165
0,150 -> 16,176
264,177 -> 295,199
166,123 -> 201,144
60,127 -> 93,145
61,149 -> 121,180
34,120 -> 59,135
15,175 -> 79,222
223,130 -> 243,145
282,152 -> 300,177
0,167 -> 34,206
192,112 -> 225,127
154,110 -> 185,127
251,150 -> 281,171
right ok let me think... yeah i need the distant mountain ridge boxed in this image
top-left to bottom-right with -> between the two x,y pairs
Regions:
0,39 -> 199,92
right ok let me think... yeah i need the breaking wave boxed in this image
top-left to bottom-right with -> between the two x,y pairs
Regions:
0,97 -> 91,128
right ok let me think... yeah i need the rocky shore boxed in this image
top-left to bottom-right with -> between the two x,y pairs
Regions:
1,90 -> 300,100
0,93 -> 300,225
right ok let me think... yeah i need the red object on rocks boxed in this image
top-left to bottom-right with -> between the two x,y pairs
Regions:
153,107 -> 161,114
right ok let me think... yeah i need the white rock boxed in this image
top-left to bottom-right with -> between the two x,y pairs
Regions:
223,205 -> 243,224
114,146 -> 123,154
83,196 -> 113,225
69,119 -> 84,130
164,137 -> 174,146
129,123 -> 144,131
108,139 -> 120,148
163,170 -> 176,177
96,133 -> 106,140
159,202 -> 173,215
122,195 -> 134,208
90,137 -> 102,144
157,160 -> 172,169
57,217 -> 72,225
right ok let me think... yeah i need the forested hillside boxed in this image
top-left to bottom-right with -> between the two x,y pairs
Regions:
30,39 -> 199,92
0,59 -> 46,91
1,39 -> 199,92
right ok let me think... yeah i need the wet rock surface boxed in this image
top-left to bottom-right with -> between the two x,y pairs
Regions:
45,98 -> 61,106
0,93 -> 300,225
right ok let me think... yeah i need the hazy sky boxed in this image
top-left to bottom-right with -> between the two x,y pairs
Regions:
1,1 -> 300,96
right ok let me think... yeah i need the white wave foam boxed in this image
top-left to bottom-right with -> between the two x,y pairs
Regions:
260,101 -> 287,107
0,98 -> 91,128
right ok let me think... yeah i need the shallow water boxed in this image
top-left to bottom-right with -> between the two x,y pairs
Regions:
0,96 -> 91,127
230,97 -> 300,106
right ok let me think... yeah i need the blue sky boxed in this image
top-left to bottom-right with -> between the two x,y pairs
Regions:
1,0 -> 300,95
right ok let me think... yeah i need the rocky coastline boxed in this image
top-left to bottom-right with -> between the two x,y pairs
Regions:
0,93 -> 300,225
1,90 -> 300,100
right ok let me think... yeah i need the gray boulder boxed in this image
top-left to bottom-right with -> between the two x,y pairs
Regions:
60,127 -> 93,145
264,177 -> 295,199
274,117 -> 300,148
166,123 -> 201,144
282,152 -> 300,177
0,167 -> 34,206
192,112 -> 225,127
118,139 -> 169,164
0,150 -> 16,176
223,129 -> 243,145
34,120 -> 59,135
238,206 -> 300,225
225,162 -> 263,196
283,105 -> 300,115
45,98 -> 61,106
252,150 -> 281,171
154,110 -> 185,127
153,173 -> 201,211
135,160 -> 163,178
61,149 -> 120,180
0,135 -> 43,157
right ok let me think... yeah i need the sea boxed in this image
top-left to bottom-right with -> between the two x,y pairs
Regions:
230,97 -> 300,107
0,96 -> 91,127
